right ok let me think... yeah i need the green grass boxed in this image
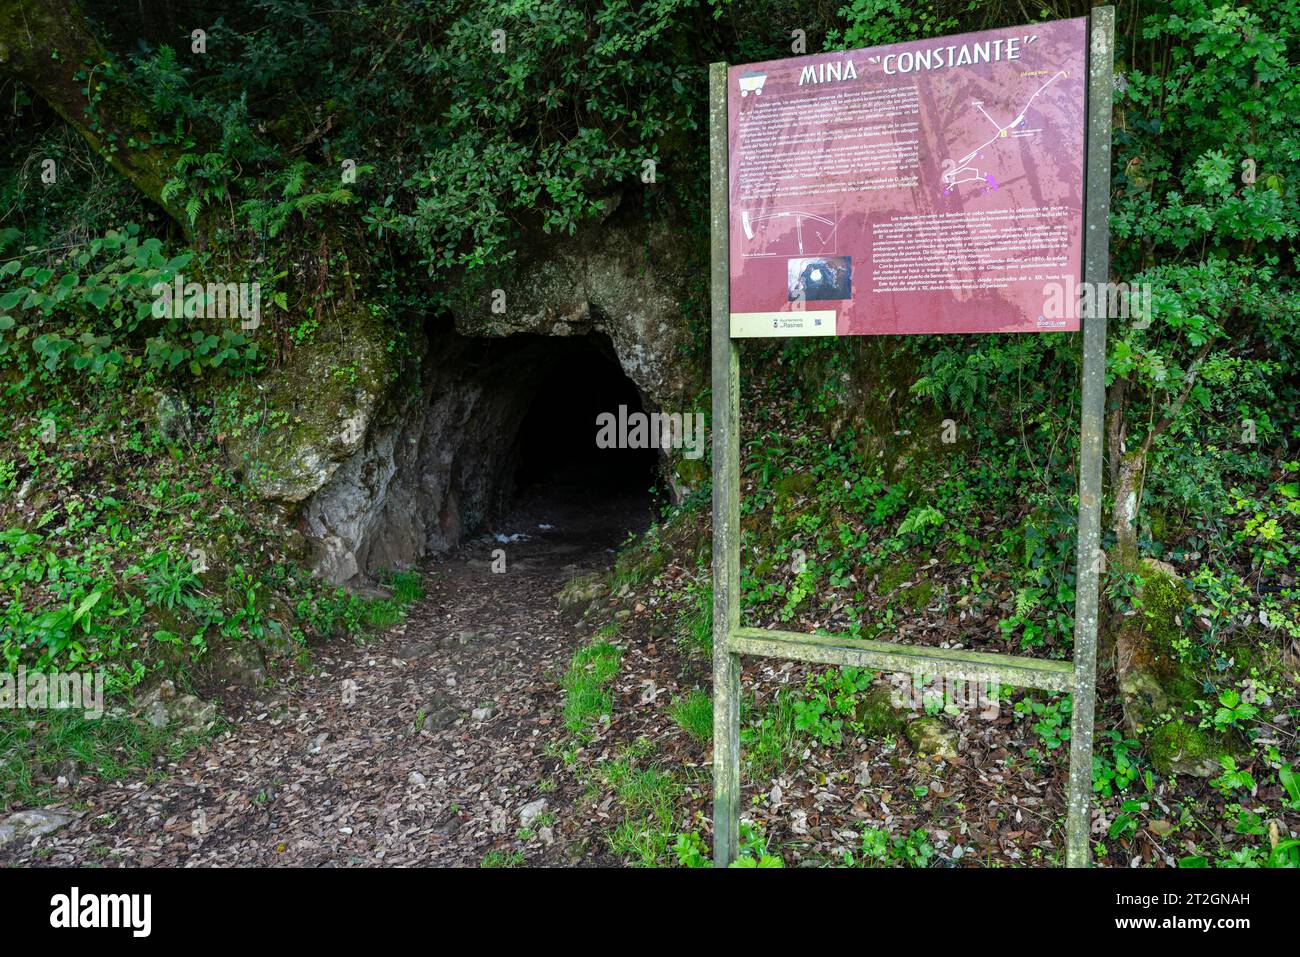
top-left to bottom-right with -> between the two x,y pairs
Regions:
742,689 -> 799,779
677,582 -> 712,657
386,570 -> 426,605
0,709 -> 218,810
670,688 -> 712,744
358,569 -> 427,631
480,849 -> 525,868
562,639 -> 622,733
599,748 -> 682,866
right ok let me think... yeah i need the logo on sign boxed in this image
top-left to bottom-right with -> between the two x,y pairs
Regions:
738,71 -> 766,96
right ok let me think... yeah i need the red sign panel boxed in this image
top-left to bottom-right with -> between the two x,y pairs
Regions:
727,18 -> 1087,337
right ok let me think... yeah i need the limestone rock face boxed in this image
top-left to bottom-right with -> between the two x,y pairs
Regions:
446,206 -> 702,406
288,206 -> 702,586
302,330 -> 582,584
224,300 -> 399,507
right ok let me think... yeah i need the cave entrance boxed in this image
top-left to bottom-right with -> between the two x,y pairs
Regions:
304,326 -> 662,584
496,335 -> 659,548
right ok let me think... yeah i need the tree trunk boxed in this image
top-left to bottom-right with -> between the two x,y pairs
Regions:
0,0 -> 190,230
1112,448 -> 1143,570
1107,344 -> 1212,572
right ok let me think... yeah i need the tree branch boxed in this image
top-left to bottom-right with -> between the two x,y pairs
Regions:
0,0 -> 190,231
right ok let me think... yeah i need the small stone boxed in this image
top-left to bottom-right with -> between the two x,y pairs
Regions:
538,826 -> 555,845
519,799 -> 548,828
471,706 -> 495,721
422,708 -> 457,731
906,717 -> 960,761
394,642 -> 435,660
407,771 -> 428,788
556,573 -> 606,617
170,694 -> 218,734
0,809 -> 77,847
210,643 -> 268,687
142,700 -> 169,730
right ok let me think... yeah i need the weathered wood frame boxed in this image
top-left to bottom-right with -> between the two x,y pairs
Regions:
709,7 -> 1114,869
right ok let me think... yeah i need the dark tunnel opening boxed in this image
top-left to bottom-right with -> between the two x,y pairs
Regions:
494,335 -> 660,545
512,342 -> 657,497
305,326 -> 666,583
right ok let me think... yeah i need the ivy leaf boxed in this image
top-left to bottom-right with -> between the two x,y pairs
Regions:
85,287 -> 111,311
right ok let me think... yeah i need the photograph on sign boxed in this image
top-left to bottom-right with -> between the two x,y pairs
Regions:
728,18 -> 1088,337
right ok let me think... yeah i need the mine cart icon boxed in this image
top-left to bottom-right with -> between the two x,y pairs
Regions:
738,71 -> 767,96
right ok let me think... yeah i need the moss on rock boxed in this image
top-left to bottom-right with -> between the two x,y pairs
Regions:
673,456 -> 708,493
905,716 -> 959,760
873,559 -> 933,611
774,472 -> 816,501
1115,569 -> 1199,736
855,685 -> 909,736
557,572 -> 607,619
1147,720 -> 1243,778
223,300 -> 399,505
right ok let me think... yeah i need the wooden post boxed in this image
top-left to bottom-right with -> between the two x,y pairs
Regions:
710,13 -> 1109,868
1065,4 -> 1114,868
709,61 -> 742,867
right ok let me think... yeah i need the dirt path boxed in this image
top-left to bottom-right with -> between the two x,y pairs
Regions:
8,490 -> 653,867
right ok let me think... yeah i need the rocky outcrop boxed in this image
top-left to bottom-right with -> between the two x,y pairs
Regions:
223,300 -> 399,507
273,204 -> 703,586
446,200 -> 702,405
1114,560 -> 1246,778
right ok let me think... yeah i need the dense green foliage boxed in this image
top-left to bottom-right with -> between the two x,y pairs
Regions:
0,0 -> 1296,866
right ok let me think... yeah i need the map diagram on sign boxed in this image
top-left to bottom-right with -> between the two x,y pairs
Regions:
941,60 -> 1070,196
739,203 -> 839,257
